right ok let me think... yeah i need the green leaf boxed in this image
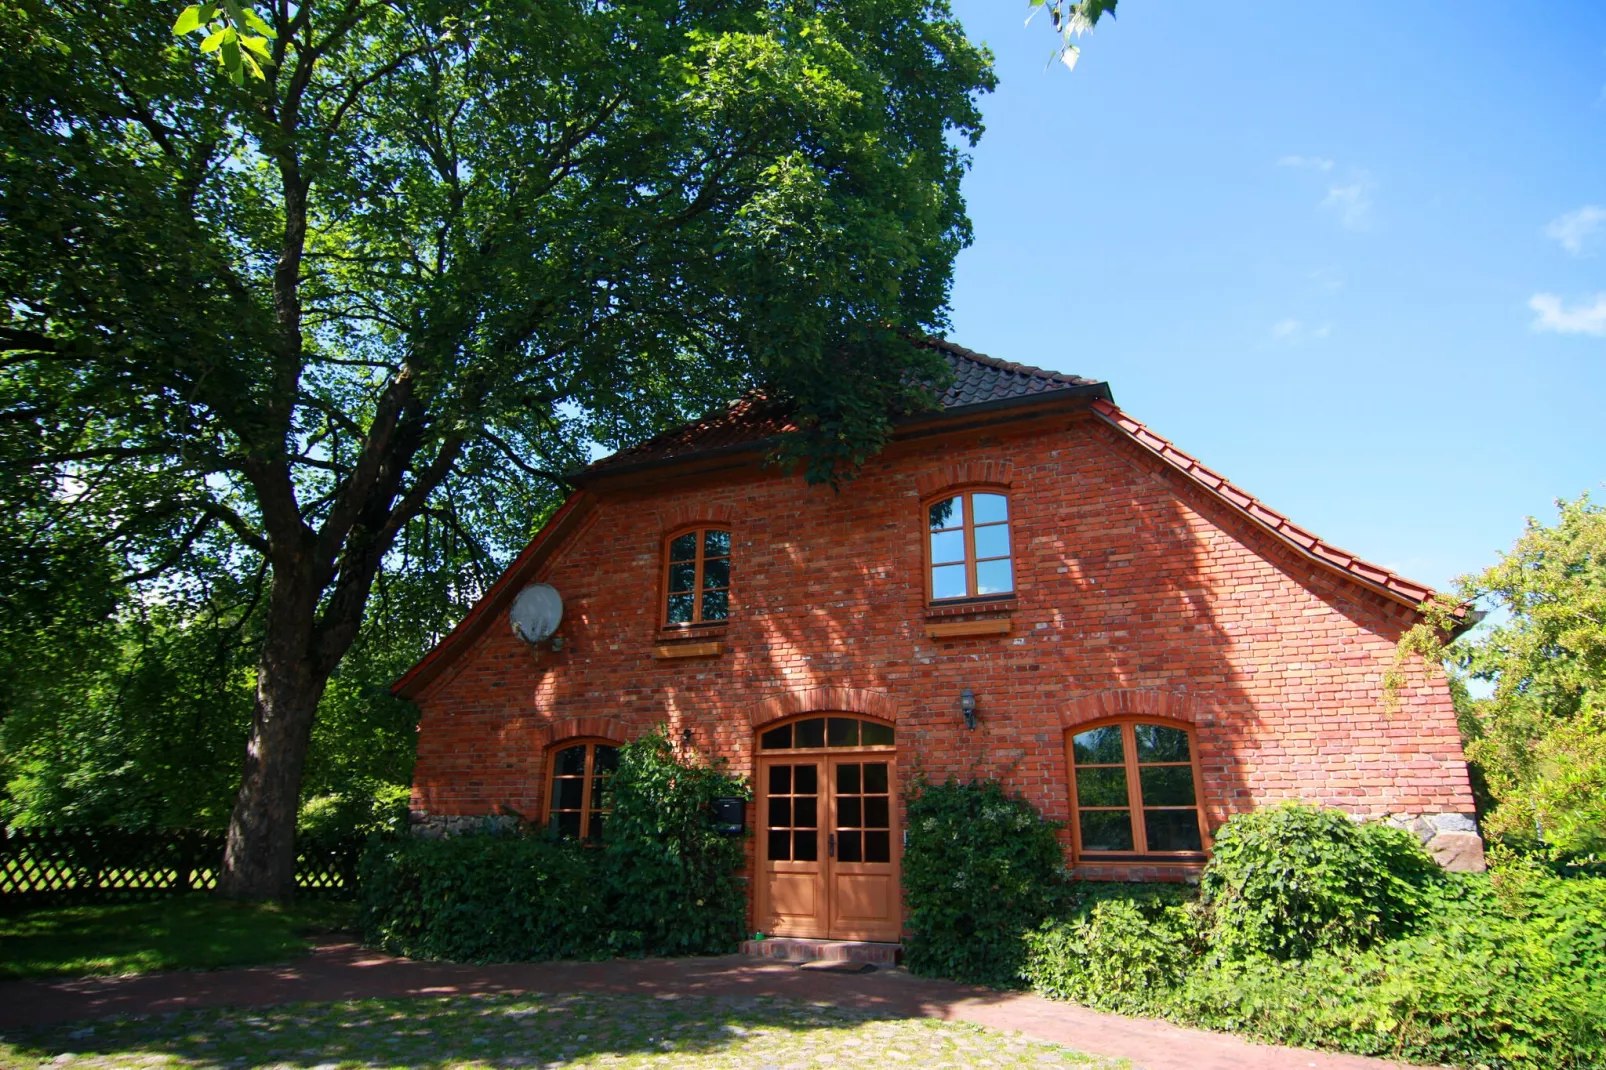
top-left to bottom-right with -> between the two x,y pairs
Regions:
199,27 -> 225,53
172,5 -> 203,35
240,7 -> 277,39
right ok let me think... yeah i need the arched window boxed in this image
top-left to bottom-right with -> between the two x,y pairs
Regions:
663,527 -> 731,627
926,490 -> 1013,602
1065,721 -> 1207,860
547,740 -> 620,842
757,715 -> 896,751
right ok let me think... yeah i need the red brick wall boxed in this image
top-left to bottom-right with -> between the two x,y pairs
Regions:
410,411 -> 1474,872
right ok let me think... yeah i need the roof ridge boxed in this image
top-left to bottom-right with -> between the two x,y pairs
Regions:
1089,399 -> 1437,607
914,334 -> 1095,387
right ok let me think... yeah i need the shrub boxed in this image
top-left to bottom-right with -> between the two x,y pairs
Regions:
359,727 -> 749,961
1199,803 -> 1441,960
358,833 -> 606,962
1022,886 -> 1202,1015
901,777 -> 1069,985
601,728 -> 749,955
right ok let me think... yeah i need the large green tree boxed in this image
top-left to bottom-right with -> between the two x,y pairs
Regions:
1,0 -> 992,896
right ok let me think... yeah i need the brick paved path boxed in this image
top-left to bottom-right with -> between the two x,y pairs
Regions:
0,943 -> 1407,1070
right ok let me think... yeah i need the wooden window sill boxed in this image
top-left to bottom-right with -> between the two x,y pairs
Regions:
924,596 -> 1016,619
925,618 -> 1012,640
652,640 -> 725,659
657,624 -> 728,642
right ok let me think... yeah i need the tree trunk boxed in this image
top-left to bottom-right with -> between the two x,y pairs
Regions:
218,568 -> 329,900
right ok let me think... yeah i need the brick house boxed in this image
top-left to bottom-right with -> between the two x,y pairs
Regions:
395,339 -> 1481,944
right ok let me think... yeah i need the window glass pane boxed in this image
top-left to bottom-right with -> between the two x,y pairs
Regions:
590,774 -> 608,808
1079,810 -> 1134,852
1073,726 -> 1126,765
862,762 -> 889,794
702,557 -> 730,590
931,563 -> 968,600
827,718 -> 860,747
793,763 -> 818,795
929,496 -> 962,531
837,797 -> 861,828
593,746 -> 620,774
1135,724 -> 1191,763
864,830 -> 891,863
929,529 -> 965,565
973,493 -> 1008,524
587,813 -> 605,842
793,796 -> 816,829
769,764 -> 792,794
703,529 -> 731,557
761,726 -> 793,751
665,592 -> 694,624
1075,766 -> 1130,808
976,559 -> 1013,596
556,746 -> 589,777
1144,810 -> 1204,852
555,777 -> 586,811
554,811 -> 582,839
701,590 -> 729,621
837,830 -> 862,863
795,719 -> 825,749
1139,766 -> 1197,807
670,533 -> 698,561
768,797 -> 790,828
793,830 -> 817,861
974,524 -> 1010,560
667,561 -> 696,593
768,829 -> 791,861
864,796 -> 890,829
836,763 -> 860,795
860,721 -> 894,747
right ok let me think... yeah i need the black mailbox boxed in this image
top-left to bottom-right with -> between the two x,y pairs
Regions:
711,796 -> 746,835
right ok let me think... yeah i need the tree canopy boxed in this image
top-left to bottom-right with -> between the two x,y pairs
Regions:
1,0 -> 994,895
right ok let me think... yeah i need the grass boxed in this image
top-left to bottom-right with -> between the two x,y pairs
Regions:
0,895 -> 357,979
0,991 -> 1126,1069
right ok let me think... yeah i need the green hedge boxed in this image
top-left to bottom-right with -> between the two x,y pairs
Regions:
901,777 -> 1069,985
359,728 -> 748,961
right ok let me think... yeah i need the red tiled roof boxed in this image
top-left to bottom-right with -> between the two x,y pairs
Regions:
1089,399 -> 1437,608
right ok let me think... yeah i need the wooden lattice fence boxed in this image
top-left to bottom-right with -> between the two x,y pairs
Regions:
0,827 -> 366,910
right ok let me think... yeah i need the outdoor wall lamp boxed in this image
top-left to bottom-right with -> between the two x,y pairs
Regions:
960,687 -> 978,731
680,726 -> 695,749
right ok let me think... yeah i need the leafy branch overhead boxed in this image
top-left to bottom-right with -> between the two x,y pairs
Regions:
172,1 -> 275,84
1028,0 -> 1117,70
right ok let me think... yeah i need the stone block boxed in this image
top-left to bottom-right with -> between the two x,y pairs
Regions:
1426,830 -> 1486,872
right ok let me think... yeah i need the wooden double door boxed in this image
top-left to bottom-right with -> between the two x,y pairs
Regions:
756,753 -> 900,941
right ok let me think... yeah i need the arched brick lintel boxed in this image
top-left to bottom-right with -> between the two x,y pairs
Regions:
914,460 -> 1014,500
658,502 -> 736,534
747,687 -> 899,728
1060,689 -> 1199,731
549,716 -> 629,745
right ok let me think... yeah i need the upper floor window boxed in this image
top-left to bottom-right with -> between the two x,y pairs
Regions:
1065,721 -> 1207,860
664,528 -> 730,627
548,740 -> 620,842
927,491 -> 1013,601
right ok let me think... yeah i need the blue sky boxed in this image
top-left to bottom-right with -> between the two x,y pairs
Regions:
943,0 -> 1606,591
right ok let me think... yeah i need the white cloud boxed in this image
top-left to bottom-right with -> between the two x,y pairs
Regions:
1278,155 -> 1334,171
1271,318 -> 1332,345
1529,293 -> 1606,336
1322,174 -> 1376,231
1544,205 -> 1606,255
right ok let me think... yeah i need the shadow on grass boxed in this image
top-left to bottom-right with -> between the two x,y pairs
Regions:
0,894 -> 356,980
0,991 -> 1117,1069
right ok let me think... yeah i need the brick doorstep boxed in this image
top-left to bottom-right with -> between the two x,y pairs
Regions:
0,942 -> 1407,1070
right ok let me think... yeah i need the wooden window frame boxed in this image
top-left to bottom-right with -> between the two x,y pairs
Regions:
756,714 -> 897,755
1064,718 -> 1211,862
545,738 -> 620,842
922,487 -> 1015,605
659,525 -> 732,631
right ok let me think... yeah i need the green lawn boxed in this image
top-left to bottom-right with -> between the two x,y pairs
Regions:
0,991 -> 1124,1069
0,895 -> 356,979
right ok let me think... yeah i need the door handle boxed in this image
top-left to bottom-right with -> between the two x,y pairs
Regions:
828,833 -> 836,858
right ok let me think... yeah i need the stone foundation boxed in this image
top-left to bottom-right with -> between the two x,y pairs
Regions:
1384,811 -> 1486,872
409,810 -> 521,839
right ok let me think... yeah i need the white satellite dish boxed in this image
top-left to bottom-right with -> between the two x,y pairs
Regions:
509,584 -> 563,645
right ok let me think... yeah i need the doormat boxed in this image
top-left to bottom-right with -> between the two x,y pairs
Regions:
797,960 -> 877,974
